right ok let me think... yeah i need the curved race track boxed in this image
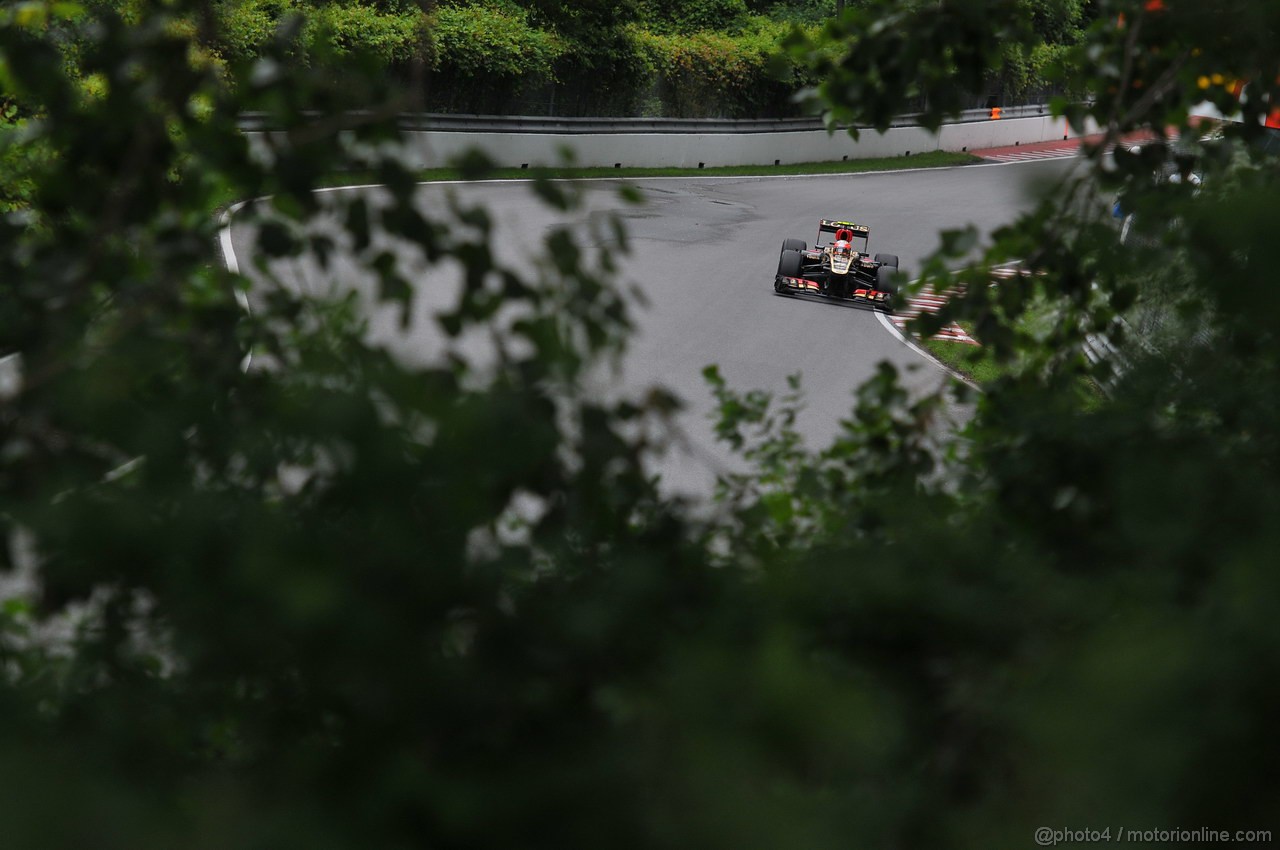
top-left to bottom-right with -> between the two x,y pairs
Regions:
229,158 -> 1076,495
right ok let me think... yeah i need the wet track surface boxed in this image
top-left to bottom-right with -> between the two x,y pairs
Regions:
230,158 -> 1077,495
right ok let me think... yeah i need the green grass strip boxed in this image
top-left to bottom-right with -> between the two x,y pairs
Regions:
921,322 -> 1107,409
922,331 -> 1004,385
319,150 -> 982,188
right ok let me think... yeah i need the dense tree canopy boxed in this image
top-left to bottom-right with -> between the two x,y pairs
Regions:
21,0 -> 1092,117
2,0 -> 1279,848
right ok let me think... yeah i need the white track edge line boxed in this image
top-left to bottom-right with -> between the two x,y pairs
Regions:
295,152 -> 1070,196
874,287 -> 981,392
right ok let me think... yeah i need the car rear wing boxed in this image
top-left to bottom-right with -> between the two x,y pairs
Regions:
819,219 -> 869,234
817,219 -> 870,248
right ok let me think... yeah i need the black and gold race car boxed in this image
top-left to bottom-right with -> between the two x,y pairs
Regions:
773,219 -> 900,309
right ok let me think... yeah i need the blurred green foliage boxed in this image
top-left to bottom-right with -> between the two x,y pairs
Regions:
3,0 -> 1280,848
0,110 -> 52,213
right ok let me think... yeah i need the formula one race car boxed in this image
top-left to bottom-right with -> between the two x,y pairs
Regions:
773,219 -> 900,308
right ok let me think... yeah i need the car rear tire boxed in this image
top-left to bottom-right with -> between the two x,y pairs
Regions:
778,249 -> 804,279
874,253 -> 899,268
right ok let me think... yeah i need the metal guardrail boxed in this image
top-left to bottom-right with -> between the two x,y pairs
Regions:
238,103 -> 1054,135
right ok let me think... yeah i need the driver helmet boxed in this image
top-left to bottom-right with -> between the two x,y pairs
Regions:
833,239 -> 852,257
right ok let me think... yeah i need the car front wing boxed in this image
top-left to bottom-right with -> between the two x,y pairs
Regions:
774,274 -> 893,306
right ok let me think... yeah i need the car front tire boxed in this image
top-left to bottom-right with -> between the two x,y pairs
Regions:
778,249 -> 804,279
877,264 -> 899,296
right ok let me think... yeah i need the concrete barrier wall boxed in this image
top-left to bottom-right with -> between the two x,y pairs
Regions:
249,113 -> 1100,170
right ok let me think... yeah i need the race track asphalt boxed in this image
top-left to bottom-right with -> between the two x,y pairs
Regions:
229,157 -> 1078,496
